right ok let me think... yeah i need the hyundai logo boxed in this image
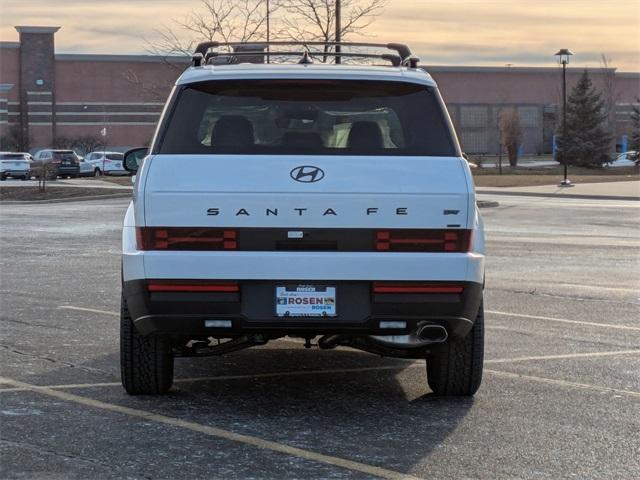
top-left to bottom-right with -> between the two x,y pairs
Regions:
290,165 -> 325,183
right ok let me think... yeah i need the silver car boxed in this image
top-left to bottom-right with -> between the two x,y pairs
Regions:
606,151 -> 639,167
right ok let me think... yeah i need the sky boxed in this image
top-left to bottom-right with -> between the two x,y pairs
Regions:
1,0 -> 639,71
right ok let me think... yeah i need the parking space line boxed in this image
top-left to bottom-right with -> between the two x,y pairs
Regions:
486,349 -> 640,364
0,381 -> 120,393
2,358 -> 638,400
0,365 -> 411,393
485,369 -> 640,399
58,305 -> 119,316
0,376 -> 423,480
487,310 -> 640,331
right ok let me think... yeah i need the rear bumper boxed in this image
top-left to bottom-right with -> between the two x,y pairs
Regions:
56,166 -> 80,175
123,279 -> 483,340
1,170 -> 30,176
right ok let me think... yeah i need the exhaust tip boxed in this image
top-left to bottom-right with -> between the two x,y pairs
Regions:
416,324 -> 448,343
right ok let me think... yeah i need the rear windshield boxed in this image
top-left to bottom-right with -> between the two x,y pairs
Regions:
106,153 -> 124,160
158,80 -> 456,156
53,151 -> 78,161
0,154 -> 26,160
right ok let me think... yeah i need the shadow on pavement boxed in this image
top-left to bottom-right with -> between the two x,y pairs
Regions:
9,344 -> 476,475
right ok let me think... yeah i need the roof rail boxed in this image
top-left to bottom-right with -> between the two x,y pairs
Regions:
203,50 -> 403,67
192,41 -> 419,68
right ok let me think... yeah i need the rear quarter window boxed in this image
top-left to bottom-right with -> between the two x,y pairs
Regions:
158,79 -> 456,156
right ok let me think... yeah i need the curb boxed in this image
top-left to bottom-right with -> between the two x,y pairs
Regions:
477,200 -> 499,208
1,193 -> 132,205
477,190 -> 639,202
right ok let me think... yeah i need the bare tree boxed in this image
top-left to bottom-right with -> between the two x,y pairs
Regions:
600,54 -> 620,145
0,125 -> 25,152
53,136 -> 74,150
629,98 -> 640,156
147,0 -> 269,64
124,0 -> 270,100
498,108 -> 523,167
53,135 -> 105,155
122,69 -> 175,103
147,0 -> 386,65
73,136 -> 106,156
274,0 -> 386,61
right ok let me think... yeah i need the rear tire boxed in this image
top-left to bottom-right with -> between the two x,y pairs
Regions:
120,293 -> 174,395
426,301 -> 484,396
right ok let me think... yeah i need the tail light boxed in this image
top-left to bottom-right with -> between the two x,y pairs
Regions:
51,159 -> 61,164
376,229 -> 472,252
147,280 -> 239,292
372,282 -> 463,294
136,227 -> 237,251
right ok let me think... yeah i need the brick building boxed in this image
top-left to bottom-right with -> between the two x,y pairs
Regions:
1,26 -> 639,154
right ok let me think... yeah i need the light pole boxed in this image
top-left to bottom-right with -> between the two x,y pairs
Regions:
335,0 -> 341,64
266,0 -> 270,64
555,48 -> 573,186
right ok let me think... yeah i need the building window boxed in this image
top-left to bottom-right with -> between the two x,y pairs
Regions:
518,106 -> 539,127
460,130 -> 489,154
460,106 -> 488,128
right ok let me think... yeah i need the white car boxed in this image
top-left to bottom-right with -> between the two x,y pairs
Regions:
84,151 -> 126,176
606,151 -> 639,167
0,152 -> 32,180
119,41 -> 486,397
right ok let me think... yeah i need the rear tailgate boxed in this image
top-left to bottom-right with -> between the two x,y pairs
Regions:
143,154 -> 472,229
0,159 -> 30,171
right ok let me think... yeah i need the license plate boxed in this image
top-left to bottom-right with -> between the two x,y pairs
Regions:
275,285 -> 337,317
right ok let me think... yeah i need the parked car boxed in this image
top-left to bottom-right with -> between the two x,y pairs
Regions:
605,151 -> 639,168
78,156 -> 95,177
84,151 -> 126,176
0,152 -> 32,180
119,40 -> 486,397
32,149 -> 81,179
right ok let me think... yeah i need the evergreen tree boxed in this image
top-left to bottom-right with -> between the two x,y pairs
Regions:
629,99 -> 640,157
556,70 -> 612,167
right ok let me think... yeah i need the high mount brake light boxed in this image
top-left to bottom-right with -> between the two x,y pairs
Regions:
136,227 -> 237,251
376,229 -> 472,253
372,282 -> 464,294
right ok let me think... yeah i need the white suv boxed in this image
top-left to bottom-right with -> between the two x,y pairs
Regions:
84,151 -> 126,176
120,41 -> 486,396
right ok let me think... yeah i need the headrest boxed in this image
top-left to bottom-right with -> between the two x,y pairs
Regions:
211,115 -> 254,148
347,121 -> 383,150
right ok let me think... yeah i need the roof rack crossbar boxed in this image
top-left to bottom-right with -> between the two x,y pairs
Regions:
204,50 -> 403,66
194,41 -> 417,67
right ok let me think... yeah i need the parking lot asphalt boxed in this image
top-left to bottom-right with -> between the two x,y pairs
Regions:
1,195 -> 639,479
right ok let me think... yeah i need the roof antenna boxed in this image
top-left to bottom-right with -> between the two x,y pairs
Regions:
298,50 -> 314,64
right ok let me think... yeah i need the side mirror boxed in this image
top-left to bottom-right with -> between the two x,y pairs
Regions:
123,147 -> 148,173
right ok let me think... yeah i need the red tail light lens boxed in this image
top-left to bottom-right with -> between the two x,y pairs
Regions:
147,280 -> 239,292
372,282 -> 463,294
136,227 -> 237,251
376,229 -> 472,252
